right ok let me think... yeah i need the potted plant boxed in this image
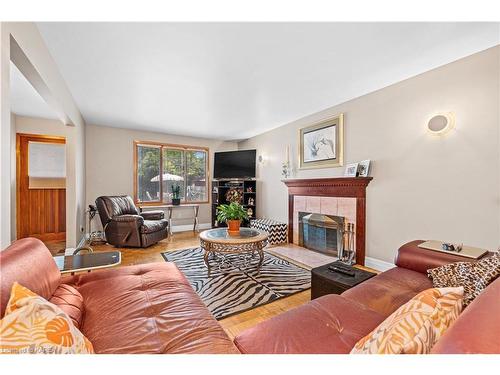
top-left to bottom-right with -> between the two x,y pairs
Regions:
171,185 -> 181,206
216,202 -> 248,233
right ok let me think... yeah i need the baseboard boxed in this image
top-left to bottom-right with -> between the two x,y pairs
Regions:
171,223 -> 211,233
365,256 -> 395,272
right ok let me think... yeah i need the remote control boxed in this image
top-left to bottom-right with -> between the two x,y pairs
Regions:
328,265 -> 355,277
333,263 -> 351,270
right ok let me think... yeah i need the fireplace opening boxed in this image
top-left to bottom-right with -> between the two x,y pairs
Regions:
298,212 -> 344,257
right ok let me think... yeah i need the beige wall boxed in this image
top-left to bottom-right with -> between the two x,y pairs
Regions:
239,46 -> 500,263
85,124 -> 237,230
0,22 -> 86,248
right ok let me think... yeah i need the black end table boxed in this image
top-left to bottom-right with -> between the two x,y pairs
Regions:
311,261 -> 377,299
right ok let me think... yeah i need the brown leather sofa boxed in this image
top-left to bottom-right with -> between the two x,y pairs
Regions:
0,238 -> 238,354
96,195 -> 168,248
234,240 -> 500,354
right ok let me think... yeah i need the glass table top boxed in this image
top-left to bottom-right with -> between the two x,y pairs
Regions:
53,251 -> 121,274
204,227 -> 262,240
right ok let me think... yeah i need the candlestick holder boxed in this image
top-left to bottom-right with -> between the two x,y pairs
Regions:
281,161 -> 291,179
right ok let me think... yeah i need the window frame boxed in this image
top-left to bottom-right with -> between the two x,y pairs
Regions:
133,140 -> 210,206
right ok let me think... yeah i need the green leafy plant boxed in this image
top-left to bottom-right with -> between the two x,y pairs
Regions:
171,184 -> 181,199
216,202 -> 248,223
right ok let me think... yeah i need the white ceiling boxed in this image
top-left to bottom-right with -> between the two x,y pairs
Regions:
33,22 -> 499,140
10,61 -> 59,120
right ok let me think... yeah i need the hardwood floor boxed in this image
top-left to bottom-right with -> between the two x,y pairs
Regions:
44,240 -> 66,255
88,231 -> 313,339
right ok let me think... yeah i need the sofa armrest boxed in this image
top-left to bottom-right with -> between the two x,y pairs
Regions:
431,277 -> 500,353
140,210 -> 165,220
112,214 -> 144,225
394,240 -> 480,274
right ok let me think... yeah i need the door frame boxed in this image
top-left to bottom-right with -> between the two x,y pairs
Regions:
16,133 -> 67,241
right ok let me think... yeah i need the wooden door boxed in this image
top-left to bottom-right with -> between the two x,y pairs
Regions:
16,133 -> 66,241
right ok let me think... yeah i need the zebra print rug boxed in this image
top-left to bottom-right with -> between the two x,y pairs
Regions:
161,247 -> 311,320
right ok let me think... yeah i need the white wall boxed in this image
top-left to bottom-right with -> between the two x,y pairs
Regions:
85,124 -> 237,229
239,46 -> 500,263
0,22 -> 86,248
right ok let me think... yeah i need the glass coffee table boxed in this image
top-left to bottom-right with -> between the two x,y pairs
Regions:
53,251 -> 121,275
199,228 -> 269,273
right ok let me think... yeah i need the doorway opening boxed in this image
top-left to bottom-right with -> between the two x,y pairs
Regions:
16,133 -> 67,254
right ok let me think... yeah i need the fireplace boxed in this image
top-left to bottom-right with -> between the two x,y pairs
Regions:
283,177 -> 372,265
299,212 -> 344,257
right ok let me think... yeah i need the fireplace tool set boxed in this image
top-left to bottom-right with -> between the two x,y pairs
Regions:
339,222 -> 356,265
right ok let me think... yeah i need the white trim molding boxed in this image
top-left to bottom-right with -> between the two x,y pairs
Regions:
365,256 -> 395,272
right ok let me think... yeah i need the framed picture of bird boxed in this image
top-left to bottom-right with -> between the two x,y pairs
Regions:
299,113 -> 344,169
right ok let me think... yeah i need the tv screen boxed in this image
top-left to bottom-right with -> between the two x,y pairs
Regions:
214,150 -> 256,179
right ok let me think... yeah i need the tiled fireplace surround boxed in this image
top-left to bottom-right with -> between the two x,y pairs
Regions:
283,177 -> 373,265
293,196 -> 356,251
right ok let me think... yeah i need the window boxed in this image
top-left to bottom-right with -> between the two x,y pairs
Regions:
135,142 -> 209,204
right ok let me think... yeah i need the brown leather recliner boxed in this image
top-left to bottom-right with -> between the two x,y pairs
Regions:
96,196 -> 168,248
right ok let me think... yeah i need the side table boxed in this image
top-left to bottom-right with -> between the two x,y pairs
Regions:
53,251 -> 121,275
311,261 -> 376,299
141,204 -> 200,238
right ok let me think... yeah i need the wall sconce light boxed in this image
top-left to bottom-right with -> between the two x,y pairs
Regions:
427,113 -> 455,135
258,154 -> 266,164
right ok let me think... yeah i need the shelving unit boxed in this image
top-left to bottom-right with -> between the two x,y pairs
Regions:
211,179 -> 257,228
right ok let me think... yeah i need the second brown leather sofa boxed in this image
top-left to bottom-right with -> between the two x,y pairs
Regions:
233,241 -> 500,354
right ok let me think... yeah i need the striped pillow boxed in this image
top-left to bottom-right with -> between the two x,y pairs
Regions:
350,287 -> 463,354
0,282 -> 94,354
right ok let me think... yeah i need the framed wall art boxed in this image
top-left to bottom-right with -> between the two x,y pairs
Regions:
299,113 -> 344,169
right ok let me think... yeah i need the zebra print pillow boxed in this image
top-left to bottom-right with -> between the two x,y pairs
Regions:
427,252 -> 500,307
351,287 -> 463,354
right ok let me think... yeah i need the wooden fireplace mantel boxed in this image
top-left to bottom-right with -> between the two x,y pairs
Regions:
283,177 -> 373,265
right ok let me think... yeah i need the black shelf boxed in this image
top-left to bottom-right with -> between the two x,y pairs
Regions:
211,179 -> 257,228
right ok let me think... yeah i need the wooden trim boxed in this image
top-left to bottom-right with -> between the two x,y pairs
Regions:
16,133 -> 66,142
133,140 -> 210,205
283,177 -> 373,265
134,139 -> 209,152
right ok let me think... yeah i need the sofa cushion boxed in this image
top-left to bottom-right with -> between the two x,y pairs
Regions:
234,294 -> 385,354
341,267 -> 432,317
351,287 -> 463,354
140,219 -> 168,234
1,238 -> 61,318
63,262 -> 238,354
49,284 -> 85,329
428,252 -> 500,306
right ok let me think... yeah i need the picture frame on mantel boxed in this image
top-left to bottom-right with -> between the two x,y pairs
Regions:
299,113 -> 344,170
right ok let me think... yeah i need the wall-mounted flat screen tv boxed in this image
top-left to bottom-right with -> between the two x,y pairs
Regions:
213,149 -> 256,179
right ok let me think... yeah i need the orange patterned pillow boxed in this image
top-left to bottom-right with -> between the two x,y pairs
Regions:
351,287 -> 463,354
0,282 -> 94,354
